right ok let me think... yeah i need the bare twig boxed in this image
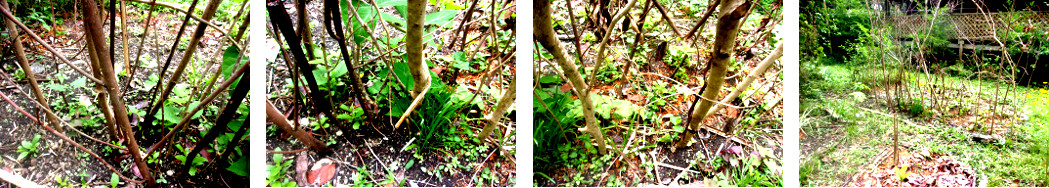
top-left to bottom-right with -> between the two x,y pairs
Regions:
0,5 -> 103,85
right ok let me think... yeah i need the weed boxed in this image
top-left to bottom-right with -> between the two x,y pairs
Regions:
665,45 -> 697,81
594,62 -> 622,84
266,148 -> 296,186
17,134 -> 41,161
173,144 -> 207,176
894,166 -> 910,182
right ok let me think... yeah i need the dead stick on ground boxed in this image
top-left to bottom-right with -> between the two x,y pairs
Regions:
0,169 -> 42,187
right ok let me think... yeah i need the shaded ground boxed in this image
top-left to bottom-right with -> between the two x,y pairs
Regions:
0,2 -> 246,187
533,0 -> 783,186
263,0 -> 516,186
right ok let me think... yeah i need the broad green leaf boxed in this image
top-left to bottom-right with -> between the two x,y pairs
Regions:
392,61 -> 414,89
221,46 -> 244,80
331,61 -> 349,79
160,105 -> 182,124
425,10 -> 459,27
312,65 -> 330,86
381,12 -> 406,26
376,0 -> 407,7
443,0 -> 464,9
47,84 -> 67,92
538,76 -> 562,84
70,77 -> 86,88
110,173 -> 118,188
337,113 -> 353,120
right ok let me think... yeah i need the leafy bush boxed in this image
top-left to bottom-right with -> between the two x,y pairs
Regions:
533,87 -> 580,168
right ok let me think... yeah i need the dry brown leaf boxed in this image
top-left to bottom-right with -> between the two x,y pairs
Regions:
295,151 -> 309,186
307,158 -> 337,186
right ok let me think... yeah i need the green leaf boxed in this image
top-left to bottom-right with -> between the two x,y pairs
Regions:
538,76 -> 562,84
380,12 -> 406,26
376,0 -> 407,7
425,10 -> 459,27
160,105 -> 182,124
226,156 -> 249,176
70,77 -> 87,88
405,160 -> 415,169
392,62 -> 415,89
47,84 -> 67,92
110,173 -> 118,188
228,120 -> 244,131
444,0 -> 465,9
221,46 -> 244,80
337,113 -> 353,120
331,61 -> 348,79
312,65 -> 330,86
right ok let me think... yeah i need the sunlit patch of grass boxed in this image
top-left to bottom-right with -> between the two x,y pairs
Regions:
802,62 -> 1049,186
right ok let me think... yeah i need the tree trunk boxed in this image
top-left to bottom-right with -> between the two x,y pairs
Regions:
704,43 -> 782,118
1,1 -> 61,132
676,0 -> 752,148
406,0 -> 431,98
535,0 -> 607,154
82,0 -> 155,185
478,79 -> 516,142
393,0 -> 432,129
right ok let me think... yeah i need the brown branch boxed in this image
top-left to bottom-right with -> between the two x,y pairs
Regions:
144,62 -> 250,157
126,0 -> 160,91
182,67 -> 249,176
0,4 -> 104,85
324,0 -> 378,125
82,0 -> 155,185
649,0 -> 683,37
683,0 -> 722,40
705,43 -> 782,118
266,100 -> 331,154
123,0 -> 237,47
676,0 -> 752,148
269,0 -> 333,116
535,0 -> 608,154
1,1 -> 60,132
145,0 -> 224,135
0,91 -> 144,184
586,0 -> 640,93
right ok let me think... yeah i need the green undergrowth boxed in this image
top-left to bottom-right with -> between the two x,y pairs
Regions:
801,60 -> 1049,186
533,72 -> 781,186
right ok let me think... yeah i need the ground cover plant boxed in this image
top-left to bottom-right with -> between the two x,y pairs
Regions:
0,0 -> 249,187
263,0 -> 516,186
533,0 -> 783,186
801,0 -> 1049,186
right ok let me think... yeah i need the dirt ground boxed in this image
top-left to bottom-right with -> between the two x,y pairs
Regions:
0,4 -> 244,187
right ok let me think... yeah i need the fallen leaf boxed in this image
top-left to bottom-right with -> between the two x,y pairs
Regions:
295,151 -> 309,186
727,146 -> 743,155
627,94 -> 645,102
307,159 -> 337,186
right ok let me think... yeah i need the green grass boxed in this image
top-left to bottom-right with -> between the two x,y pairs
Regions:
801,60 -> 1049,186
